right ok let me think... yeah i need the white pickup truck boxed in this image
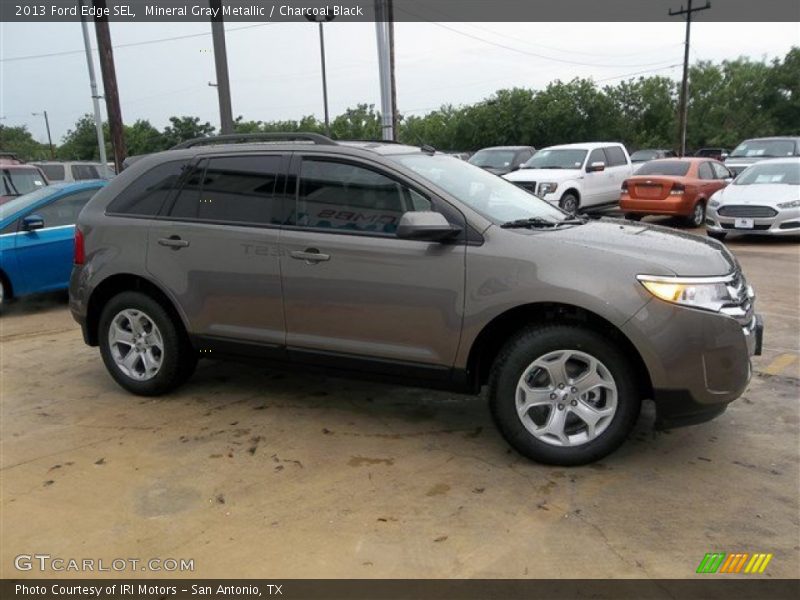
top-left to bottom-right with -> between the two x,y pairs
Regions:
503,142 -> 633,213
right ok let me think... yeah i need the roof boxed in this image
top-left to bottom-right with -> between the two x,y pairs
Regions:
543,142 -> 625,151
473,146 -> 534,151
32,160 -> 108,166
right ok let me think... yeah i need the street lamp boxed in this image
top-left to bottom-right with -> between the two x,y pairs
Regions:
32,111 -> 55,159
305,13 -> 335,137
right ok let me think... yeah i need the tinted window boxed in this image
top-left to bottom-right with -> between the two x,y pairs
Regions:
698,162 -> 715,180
0,168 -> 47,197
293,159 -> 431,234
71,164 -> 102,180
469,150 -> 517,170
30,189 -> 97,228
630,150 -> 659,162
711,162 -> 732,179
38,164 -> 66,181
603,146 -> 628,167
108,160 -> 187,216
635,161 -> 690,177
587,149 -> 606,166
169,155 -> 283,225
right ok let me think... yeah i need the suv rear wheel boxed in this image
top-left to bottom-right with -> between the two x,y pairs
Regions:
99,291 -> 197,395
488,324 -> 640,465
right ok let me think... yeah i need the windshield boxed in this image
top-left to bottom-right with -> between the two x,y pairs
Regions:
468,149 -> 516,170
730,139 -> 798,158
635,161 -> 690,176
0,168 -> 47,197
734,162 -> 800,186
37,164 -> 66,181
0,185 -> 58,218
523,149 -> 587,170
390,154 -> 569,224
631,150 -> 659,161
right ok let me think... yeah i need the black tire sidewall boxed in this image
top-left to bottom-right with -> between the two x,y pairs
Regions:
489,325 -> 640,466
98,291 -> 194,396
560,193 -> 579,214
690,202 -> 705,227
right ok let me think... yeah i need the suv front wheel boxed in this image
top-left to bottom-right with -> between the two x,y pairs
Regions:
489,324 -> 640,465
99,291 -> 197,395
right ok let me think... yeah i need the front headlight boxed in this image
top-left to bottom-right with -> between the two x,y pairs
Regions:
637,274 -> 736,312
777,199 -> 800,209
709,199 -> 720,208
538,182 -> 558,195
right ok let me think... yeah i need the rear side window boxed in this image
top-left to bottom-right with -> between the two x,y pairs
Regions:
711,162 -> 732,179
38,164 -> 66,181
698,162 -> 715,180
71,164 -> 102,180
587,149 -> 606,167
169,155 -> 284,225
107,160 -> 186,216
30,189 -> 97,228
292,159 -> 430,235
603,146 -> 628,167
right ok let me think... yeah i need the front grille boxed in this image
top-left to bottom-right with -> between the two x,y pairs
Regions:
721,223 -> 771,231
718,205 -> 777,218
515,182 -> 537,194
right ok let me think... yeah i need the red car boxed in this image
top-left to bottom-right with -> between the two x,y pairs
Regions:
0,153 -> 49,205
620,158 -> 733,227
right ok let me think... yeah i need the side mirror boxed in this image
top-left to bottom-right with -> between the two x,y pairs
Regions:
396,211 -> 461,242
721,153 -> 729,160
587,161 -> 606,173
22,215 -> 45,231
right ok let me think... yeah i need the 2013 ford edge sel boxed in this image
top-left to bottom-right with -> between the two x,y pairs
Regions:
69,134 -> 763,465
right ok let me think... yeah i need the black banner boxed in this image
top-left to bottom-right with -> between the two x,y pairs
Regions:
2,579 -> 800,600
1,0 -> 799,23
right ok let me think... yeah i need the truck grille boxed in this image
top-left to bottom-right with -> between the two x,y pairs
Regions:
515,182 -> 537,194
718,205 -> 777,218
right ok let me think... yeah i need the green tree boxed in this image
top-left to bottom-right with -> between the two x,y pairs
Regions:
125,119 -> 167,155
0,125 -> 49,161
58,114 -> 111,161
330,104 -> 382,140
161,116 -> 216,147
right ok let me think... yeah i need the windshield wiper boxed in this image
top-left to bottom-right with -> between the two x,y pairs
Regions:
501,217 -> 583,229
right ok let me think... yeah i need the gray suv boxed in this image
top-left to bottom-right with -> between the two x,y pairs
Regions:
69,133 -> 763,465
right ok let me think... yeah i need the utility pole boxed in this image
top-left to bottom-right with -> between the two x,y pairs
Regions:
93,0 -> 126,171
80,1 -> 107,167
374,0 -> 395,141
32,111 -> 54,158
210,0 -> 234,134
669,0 -> 711,156
305,13 -> 335,137
387,0 -> 398,139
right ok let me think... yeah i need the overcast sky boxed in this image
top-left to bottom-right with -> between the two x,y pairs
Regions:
1,21 -> 797,143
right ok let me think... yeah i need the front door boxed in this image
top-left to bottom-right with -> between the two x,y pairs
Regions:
146,154 -> 289,349
280,155 -> 466,376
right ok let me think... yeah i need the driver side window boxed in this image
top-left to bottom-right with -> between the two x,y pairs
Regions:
587,149 -> 605,168
26,189 -> 96,229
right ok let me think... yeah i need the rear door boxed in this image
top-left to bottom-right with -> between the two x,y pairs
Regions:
602,146 -> 630,203
279,154 -> 466,376
146,153 -> 289,350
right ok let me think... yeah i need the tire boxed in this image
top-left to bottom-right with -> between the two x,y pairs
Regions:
707,230 -> 727,241
624,213 -> 642,221
0,278 -> 5,311
488,324 -> 641,466
559,193 -> 579,215
98,291 -> 197,396
686,201 -> 705,228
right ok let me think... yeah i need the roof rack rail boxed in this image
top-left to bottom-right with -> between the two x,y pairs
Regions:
170,132 -> 337,150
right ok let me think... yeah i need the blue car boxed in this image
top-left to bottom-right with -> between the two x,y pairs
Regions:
0,181 -> 107,306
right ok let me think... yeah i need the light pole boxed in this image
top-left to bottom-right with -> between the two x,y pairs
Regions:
32,111 -> 54,159
305,14 -> 335,136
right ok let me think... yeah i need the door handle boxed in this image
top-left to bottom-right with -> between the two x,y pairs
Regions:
290,248 -> 330,263
158,236 -> 190,249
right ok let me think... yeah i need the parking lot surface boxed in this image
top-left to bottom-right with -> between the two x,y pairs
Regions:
1,224 -> 798,579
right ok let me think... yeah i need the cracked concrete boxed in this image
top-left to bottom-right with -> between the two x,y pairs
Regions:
1,227 -> 798,579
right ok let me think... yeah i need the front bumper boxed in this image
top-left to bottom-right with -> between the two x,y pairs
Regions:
706,206 -> 800,236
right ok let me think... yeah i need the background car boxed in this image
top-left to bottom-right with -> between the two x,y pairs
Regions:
620,158 -> 733,227
33,160 -> 114,183
468,146 -> 535,175
724,137 -> 800,176
0,180 -> 106,306
0,153 -> 49,205
630,149 -> 677,163
706,157 -> 800,239
694,147 -> 730,161
504,142 -> 632,213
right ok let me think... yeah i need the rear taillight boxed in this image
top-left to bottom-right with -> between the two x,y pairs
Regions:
621,180 -> 629,193
74,228 -> 85,265
670,183 -> 686,196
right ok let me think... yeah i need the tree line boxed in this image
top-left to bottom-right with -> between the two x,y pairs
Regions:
2,47 -> 797,162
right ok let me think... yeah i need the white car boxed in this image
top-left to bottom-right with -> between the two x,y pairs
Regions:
503,142 -> 633,213
706,157 -> 800,239
32,161 -> 114,183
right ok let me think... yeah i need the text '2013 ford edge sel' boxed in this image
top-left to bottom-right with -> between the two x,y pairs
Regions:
69,134 -> 763,465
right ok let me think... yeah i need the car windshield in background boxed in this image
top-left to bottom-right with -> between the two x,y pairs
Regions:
631,150 -> 659,161
0,185 -> 56,217
0,168 -> 47,197
734,163 -> 800,186
523,149 -> 587,170
391,154 -> 569,224
468,150 -> 516,169
38,164 -> 66,181
635,161 -> 690,177
730,140 -> 798,158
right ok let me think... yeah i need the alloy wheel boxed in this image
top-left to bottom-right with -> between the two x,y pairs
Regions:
108,309 -> 164,381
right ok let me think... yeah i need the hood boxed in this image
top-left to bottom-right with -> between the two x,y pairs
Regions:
725,156 -> 768,167
503,167 -> 580,182
715,183 -> 800,206
511,218 -> 737,277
